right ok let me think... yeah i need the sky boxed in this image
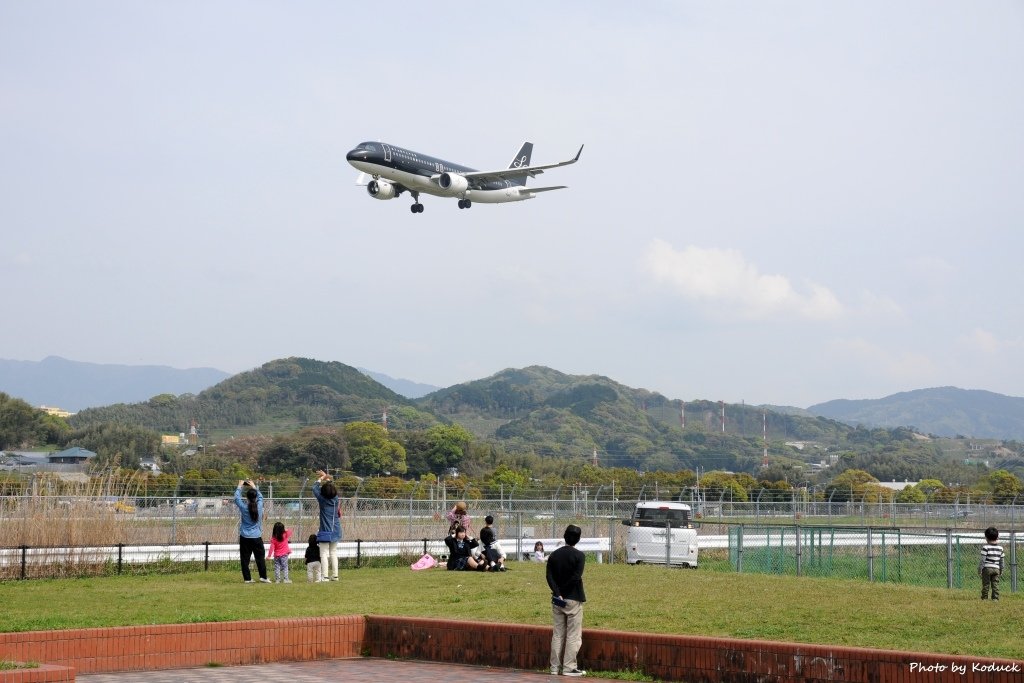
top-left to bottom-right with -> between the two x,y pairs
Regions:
1,2 -> 1022,408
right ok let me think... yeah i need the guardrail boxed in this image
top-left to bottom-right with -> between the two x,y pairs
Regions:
0,536 -> 612,580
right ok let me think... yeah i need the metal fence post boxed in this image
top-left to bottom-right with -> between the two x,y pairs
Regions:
867,528 -> 874,582
356,539 -> 362,568
171,476 -> 182,544
736,524 -> 744,573
608,517 -> 615,565
408,492 -> 414,538
665,519 -> 672,566
1011,530 -> 1018,594
204,541 -> 210,571
551,486 -> 559,538
946,528 -> 953,589
20,544 -> 27,580
795,525 -> 802,577
516,512 -> 523,563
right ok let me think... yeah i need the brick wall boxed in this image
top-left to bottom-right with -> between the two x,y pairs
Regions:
0,616 -> 363,675
0,664 -> 74,683
2,615 -> 1022,682
364,616 -> 1024,683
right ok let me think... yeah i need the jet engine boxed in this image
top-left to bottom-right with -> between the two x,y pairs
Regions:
438,172 -> 469,194
367,179 -> 397,200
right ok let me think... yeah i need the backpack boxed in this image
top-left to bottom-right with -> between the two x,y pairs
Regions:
411,553 -> 437,571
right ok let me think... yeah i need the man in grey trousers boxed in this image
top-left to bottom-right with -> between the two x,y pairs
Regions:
546,524 -> 586,677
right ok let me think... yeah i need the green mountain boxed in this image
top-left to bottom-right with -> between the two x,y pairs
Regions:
809,387 -> 1024,439
70,357 -> 438,436
63,359 -> 1002,481
417,366 -> 861,472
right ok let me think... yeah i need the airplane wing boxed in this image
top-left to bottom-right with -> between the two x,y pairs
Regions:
521,186 -> 567,194
460,145 -> 584,184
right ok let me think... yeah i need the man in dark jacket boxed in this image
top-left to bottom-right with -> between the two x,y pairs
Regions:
546,525 -> 586,676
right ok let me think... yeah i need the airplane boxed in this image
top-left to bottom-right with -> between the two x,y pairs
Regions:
345,140 -> 583,214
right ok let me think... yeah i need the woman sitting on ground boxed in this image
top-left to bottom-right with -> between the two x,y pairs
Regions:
443,525 -> 480,571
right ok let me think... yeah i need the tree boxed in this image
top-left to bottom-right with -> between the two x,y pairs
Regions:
983,469 -> 1023,504
699,471 -> 749,502
292,426 -> 349,472
896,486 -> 926,503
67,423 -> 160,471
213,434 -> 273,470
916,479 -> 945,496
344,422 -> 407,476
0,393 -> 43,449
256,426 -> 348,476
825,469 -> 880,501
487,464 -> 531,493
423,424 -> 473,475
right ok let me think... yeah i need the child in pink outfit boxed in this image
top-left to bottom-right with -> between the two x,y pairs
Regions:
268,522 -> 292,583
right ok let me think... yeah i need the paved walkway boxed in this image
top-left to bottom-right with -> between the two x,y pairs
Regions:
78,657 -> 558,682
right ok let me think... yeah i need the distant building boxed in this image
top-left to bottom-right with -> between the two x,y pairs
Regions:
878,480 -> 920,492
38,405 -> 74,418
140,457 -> 161,474
47,447 -> 96,465
0,449 -> 95,474
161,434 -> 185,445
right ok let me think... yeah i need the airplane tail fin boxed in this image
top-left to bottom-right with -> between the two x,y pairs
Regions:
507,142 -> 533,186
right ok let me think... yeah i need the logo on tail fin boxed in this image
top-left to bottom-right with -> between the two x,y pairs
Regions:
508,142 -> 533,186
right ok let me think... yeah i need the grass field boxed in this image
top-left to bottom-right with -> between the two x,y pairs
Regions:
1,563 -> 1021,661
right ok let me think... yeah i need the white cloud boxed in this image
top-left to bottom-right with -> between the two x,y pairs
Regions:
830,337 -> 938,384
9,252 -> 33,267
643,239 -> 843,321
958,328 -> 1021,354
854,290 -> 904,318
907,254 -> 957,280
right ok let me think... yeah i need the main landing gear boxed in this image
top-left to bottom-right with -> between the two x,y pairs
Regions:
457,199 -> 473,209
410,191 -> 424,214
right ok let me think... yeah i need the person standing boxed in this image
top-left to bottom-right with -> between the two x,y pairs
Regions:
267,521 -> 292,583
304,534 -> 322,583
546,524 -> 586,677
445,501 -> 472,535
979,526 -> 1005,600
313,469 -> 342,581
234,480 -> 269,584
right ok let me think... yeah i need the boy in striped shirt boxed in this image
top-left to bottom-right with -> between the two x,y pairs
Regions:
979,526 -> 1004,601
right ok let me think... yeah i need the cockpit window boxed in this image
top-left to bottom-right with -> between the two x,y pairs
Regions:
360,142 -> 377,152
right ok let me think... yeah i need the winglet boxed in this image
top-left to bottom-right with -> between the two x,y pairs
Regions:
573,144 -> 584,163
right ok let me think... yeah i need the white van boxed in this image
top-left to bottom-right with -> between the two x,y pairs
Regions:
622,501 -> 699,567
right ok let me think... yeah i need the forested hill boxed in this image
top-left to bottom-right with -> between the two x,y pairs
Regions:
62,360 -> 987,480
417,366 -> 872,472
809,387 -> 1024,439
70,357 -> 439,435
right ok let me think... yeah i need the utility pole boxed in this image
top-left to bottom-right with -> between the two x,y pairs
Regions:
762,411 -> 768,468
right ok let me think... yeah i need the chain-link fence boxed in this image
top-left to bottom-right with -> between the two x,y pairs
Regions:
714,524 -> 1021,592
2,492 -> 1022,590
